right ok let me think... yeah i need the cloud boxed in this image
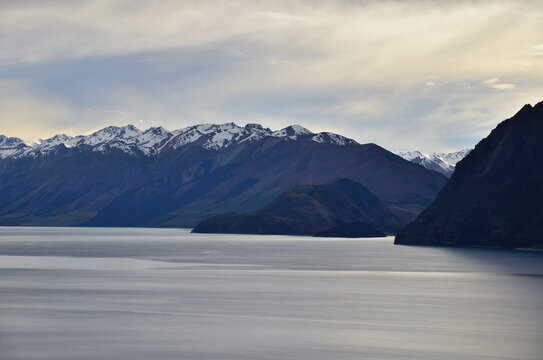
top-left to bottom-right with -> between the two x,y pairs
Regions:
483,78 -> 500,85
1,0 -> 542,151
489,83 -> 517,90
482,77 -> 517,90
2,0 -> 542,83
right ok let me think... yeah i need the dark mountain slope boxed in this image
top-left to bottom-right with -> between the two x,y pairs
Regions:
151,140 -> 446,227
395,101 -> 543,248
0,150 -> 155,225
0,124 -> 447,228
192,178 -> 402,235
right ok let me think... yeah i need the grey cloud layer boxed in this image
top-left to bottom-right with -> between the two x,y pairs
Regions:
1,0 -> 542,152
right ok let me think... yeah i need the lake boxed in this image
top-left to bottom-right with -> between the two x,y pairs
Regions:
1,227 -> 542,360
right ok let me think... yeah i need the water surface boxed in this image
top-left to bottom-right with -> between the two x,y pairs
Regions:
1,227 -> 542,360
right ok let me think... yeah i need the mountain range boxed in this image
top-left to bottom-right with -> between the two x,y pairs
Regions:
0,123 -> 446,228
396,101 -> 543,249
396,149 -> 471,177
0,123 -> 333,159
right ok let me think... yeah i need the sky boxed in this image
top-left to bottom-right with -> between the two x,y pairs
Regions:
1,0 -> 542,152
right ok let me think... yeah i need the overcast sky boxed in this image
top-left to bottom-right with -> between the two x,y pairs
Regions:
1,0 -> 542,152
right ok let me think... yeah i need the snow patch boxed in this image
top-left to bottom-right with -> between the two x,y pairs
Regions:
0,122 -> 359,159
396,149 -> 472,177
271,125 -> 312,138
311,132 -> 357,146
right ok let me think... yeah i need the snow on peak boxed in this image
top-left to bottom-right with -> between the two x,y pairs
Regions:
271,125 -> 313,138
311,132 -> 357,146
171,122 -> 272,150
397,150 -> 426,162
84,125 -> 142,146
396,149 -> 472,177
244,123 -> 267,131
0,135 -> 25,159
290,125 -> 312,135
0,135 -> 24,147
42,134 -> 81,148
432,149 -> 472,166
0,122 -> 359,159
203,124 -> 244,150
144,126 -> 168,136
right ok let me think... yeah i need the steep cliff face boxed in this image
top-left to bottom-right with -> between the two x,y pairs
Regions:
395,101 -> 543,248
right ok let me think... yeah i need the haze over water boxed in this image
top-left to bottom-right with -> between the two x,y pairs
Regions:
1,227 -> 542,360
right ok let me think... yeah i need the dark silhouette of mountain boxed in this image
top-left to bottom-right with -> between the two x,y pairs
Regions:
313,222 -> 386,238
0,123 -> 447,228
395,101 -> 543,249
192,178 -> 402,235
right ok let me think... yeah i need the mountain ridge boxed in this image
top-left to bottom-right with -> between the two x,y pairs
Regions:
396,149 -> 471,177
0,122 -> 447,228
395,101 -> 543,248
0,123 -> 356,159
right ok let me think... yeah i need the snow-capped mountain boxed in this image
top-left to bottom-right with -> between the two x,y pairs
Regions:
0,123 -> 357,159
0,135 -> 25,159
0,122 -> 447,229
396,149 -> 472,177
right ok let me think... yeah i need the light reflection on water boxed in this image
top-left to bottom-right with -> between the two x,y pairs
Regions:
0,227 -> 542,360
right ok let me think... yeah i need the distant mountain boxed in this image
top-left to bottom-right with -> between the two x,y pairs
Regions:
192,178 -> 402,235
396,149 -> 471,177
0,123 -> 447,227
395,101 -> 543,249
0,123 -> 331,159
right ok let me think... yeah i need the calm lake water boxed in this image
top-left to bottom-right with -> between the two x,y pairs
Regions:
1,227 -> 542,360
